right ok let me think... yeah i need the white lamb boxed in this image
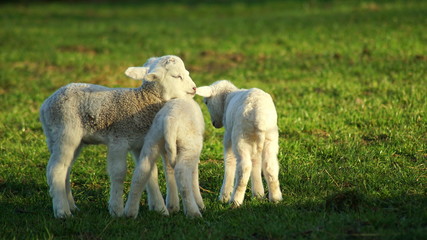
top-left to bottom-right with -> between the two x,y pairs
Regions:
124,98 -> 205,218
196,80 -> 282,207
40,55 -> 197,218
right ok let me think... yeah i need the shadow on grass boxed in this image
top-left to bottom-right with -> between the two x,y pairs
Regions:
200,190 -> 426,239
0,178 -> 110,219
0,180 -> 49,214
2,178 -> 426,215
1,178 -> 426,239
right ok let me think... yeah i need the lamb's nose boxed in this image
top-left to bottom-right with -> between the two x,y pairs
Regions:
193,87 -> 196,91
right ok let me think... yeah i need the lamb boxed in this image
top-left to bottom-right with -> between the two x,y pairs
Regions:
196,80 -> 282,207
40,55 -> 197,218
124,98 -> 205,218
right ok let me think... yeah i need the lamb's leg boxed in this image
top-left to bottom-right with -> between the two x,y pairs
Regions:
107,145 -> 128,217
219,132 -> 236,203
66,143 -> 84,212
145,163 -> 168,215
130,148 -> 161,214
46,132 -> 81,218
230,140 -> 252,207
175,161 -> 201,218
164,155 -> 180,214
135,145 -> 168,215
262,132 -> 282,202
125,146 -> 168,218
192,164 -> 205,210
251,149 -> 264,199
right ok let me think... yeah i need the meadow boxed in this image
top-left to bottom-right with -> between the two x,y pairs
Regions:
0,0 -> 426,239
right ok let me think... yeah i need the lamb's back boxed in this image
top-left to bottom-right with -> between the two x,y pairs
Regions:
41,82 -> 165,142
166,99 -> 204,136
225,88 -> 277,132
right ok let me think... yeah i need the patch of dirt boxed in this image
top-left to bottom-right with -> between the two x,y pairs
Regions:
325,189 -> 364,212
361,134 -> 389,144
360,2 -> 381,11
57,45 -> 101,55
304,129 -> 331,138
413,54 -> 426,61
188,50 -> 245,73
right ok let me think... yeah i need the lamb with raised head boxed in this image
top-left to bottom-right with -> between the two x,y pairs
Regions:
124,98 -> 205,218
196,80 -> 282,207
40,55 -> 196,218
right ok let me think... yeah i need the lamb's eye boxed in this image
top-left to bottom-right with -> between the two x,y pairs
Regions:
173,75 -> 183,80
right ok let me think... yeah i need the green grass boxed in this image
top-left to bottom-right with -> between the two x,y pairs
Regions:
1,0 -> 426,239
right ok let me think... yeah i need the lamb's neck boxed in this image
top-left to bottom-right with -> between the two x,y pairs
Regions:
222,88 -> 237,106
135,81 -> 164,102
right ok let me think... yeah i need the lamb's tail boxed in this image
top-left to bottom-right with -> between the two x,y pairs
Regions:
255,131 -> 266,158
164,116 -> 178,167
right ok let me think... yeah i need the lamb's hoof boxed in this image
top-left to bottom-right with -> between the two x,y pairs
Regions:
159,209 -> 170,216
167,205 -> 180,214
124,211 -> 138,219
186,211 -> 202,219
252,193 -> 265,200
151,205 -> 169,216
230,200 -> 242,209
124,207 -> 138,219
54,209 -> 73,219
269,192 -> 283,203
70,205 -> 80,212
109,206 -> 124,217
218,194 -> 230,203
197,202 -> 205,211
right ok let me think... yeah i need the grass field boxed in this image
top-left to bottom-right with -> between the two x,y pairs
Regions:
0,0 -> 426,239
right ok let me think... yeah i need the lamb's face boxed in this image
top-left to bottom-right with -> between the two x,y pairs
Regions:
125,55 -> 196,101
196,83 -> 228,129
197,80 -> 239,129
160,56 -> 196,100
202,95 -> 224,128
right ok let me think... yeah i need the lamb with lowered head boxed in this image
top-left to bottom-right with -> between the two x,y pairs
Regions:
196,80 -> 282,207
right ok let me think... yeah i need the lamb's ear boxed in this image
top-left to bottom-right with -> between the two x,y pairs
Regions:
145,72 -> 160,81
196,86 -> 212,97
125,67 -> 148,80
